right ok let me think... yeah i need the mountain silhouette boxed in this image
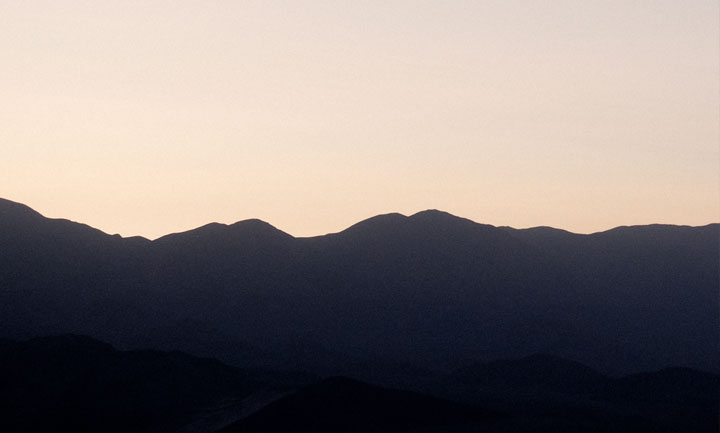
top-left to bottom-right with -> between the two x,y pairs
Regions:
0,333 -> 715,433
0,334 -> 269,433
0,197 -> 717,379
427,354 -> 719,433
216,376 -> 501,433
444,353 -> 608,395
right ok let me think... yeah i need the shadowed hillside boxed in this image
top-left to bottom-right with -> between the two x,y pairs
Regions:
0,335 -> 267,433
216,376 -> 502,433
0,198 -> 717,379
0,334 -> 715,433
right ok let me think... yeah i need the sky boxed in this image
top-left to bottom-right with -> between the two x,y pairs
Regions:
1,1 -> 718,239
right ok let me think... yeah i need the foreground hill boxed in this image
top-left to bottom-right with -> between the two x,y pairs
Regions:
0,198 -> 717,377
426,354 -> 719,433
217,376 -> 501,433
215,356 -> 717,433
0,335 -> 307,433
0,334 -> 715,433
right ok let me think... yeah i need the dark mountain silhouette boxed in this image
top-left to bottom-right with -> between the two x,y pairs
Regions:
0,197 -> 717,379
444,353 -> 608,395
595,367 -> 719,433
424,354 -> 719,433
214,355 -> 718,433
0,335 -> 272,433
0,333 -> 715,433
599,366 -> 719,406
216,376 -> 502,433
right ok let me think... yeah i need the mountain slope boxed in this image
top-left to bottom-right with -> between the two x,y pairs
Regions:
0,334 -> 265,433
0,197 -> 716,376
427,354 -> 719,433
216,376 -> 501,433
445,354 -> 608,396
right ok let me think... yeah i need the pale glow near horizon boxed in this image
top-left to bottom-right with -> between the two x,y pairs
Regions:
1,1 -> 718,239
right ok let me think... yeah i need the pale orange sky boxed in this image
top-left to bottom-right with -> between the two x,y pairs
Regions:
1,1 -> 718,239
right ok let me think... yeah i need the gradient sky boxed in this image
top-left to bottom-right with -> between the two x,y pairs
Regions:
2,1 -> 718,239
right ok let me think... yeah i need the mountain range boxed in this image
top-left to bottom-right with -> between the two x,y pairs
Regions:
1,197 -> 716,378
1,335 -> 716,433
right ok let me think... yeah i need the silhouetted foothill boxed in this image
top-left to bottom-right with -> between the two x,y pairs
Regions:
0,335 -> 263,433
217,376 -> 502,433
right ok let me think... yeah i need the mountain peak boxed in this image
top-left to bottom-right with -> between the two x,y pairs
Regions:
337,212 -> 408,235
409,209 -> 493,229
153,218 -> 292,245
229,218 -> 290,234
410,209 -> 454,218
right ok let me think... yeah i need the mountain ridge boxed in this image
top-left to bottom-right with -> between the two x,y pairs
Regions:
0,197 -> 717,377
2,334 -> 715,433
1,197 -> 715,241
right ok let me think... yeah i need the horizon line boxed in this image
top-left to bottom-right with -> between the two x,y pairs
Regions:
1,197 -> 717,242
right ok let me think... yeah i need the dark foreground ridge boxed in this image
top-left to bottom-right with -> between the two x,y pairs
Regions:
0,335 -> 273,433
217,376 -> 502,433
0,335 -> 716,433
